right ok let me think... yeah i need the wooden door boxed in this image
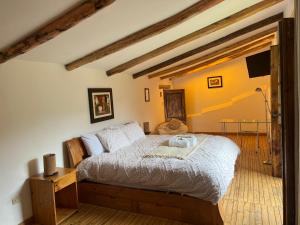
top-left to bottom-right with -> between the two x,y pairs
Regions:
163,89 -> 186,122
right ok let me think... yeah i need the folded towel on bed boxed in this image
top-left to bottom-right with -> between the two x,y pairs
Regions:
169,135 -> 198,148
144,136 -> 207,160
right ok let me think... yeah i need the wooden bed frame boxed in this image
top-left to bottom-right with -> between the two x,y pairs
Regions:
65,137 -> 224,225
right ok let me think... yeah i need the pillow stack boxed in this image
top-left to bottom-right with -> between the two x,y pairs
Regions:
81,121 -> 146,156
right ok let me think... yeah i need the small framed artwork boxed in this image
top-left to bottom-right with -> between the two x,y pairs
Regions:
207,76 -> 223,88
88,88 -> 114,123
144,88 -> 150,102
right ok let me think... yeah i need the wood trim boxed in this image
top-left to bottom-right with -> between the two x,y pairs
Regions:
158,85 -> 171,89
148,29 -> 276,79
279,18 -> 297,225
270,45 -> 282,178
133,13 -> 283,79
160,40 -> 272,80
65,0 -> 223,71
296,2 -> 300,224
78,182 -> 224,225
0,0 -> 115,64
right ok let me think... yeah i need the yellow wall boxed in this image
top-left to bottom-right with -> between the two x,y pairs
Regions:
0,59 -> 168,224
172,56 -> 270,133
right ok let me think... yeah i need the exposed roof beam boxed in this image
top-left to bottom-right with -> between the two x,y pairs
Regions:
133,12 -> 283,79
65,0 -> 223,71
0,0 -> 115,64
160,39 -> 273,80
148,27 -> 277,79
107,0 -> 283,77
161,42 -> 272,80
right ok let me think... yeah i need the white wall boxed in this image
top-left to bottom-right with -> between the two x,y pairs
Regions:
172,57 -> 270,133
0,59 -> 167,224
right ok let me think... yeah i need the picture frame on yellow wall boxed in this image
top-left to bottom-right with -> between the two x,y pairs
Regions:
207,76 -> 223,88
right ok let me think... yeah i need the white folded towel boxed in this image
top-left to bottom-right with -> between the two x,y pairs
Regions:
169,135 -> 198,148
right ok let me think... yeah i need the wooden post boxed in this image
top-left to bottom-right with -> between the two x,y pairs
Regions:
270,45 -> 282,177
279,18 -> 297,225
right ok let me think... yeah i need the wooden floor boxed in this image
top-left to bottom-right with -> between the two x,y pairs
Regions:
61,135 -> 282,225
219,135 -> 282,225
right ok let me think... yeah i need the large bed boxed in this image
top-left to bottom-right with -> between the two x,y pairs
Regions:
66,134 -> 239,225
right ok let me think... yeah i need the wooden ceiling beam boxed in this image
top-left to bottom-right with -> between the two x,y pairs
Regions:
133,12 -> 283,79
148,27 -> 277,79
65,0 -> 223,71
160,39 -> 273,80
107,0 -> 283,77
0,0 -> 115,64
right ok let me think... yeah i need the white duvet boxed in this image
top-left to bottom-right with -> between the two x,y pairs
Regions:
77,134 -> 240,204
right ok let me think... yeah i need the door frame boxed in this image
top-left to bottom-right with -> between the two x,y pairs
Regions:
279,18 -> 298,225
295,1 -> 300,223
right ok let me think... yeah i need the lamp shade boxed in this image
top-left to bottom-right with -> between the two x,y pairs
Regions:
143,122 -> 150,133
43,154 -> 57,176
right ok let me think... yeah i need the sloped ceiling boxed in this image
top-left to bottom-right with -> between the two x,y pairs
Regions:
0,0 -> 287,74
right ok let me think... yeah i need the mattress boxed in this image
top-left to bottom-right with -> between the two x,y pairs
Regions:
77,134 -> 240,204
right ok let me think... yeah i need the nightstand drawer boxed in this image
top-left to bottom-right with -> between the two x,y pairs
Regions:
54,172 -> 76,192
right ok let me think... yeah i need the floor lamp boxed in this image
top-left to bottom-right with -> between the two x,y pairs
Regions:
255,87 -> 272,165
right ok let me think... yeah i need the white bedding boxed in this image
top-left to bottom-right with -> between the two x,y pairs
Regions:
77,134 -> 240,204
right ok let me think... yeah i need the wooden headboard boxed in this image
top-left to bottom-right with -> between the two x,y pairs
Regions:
65,138 -> 88,168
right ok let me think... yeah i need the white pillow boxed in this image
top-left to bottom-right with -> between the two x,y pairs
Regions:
80,134 -> 105,156
122,121 -> 146,143
96,128 -> 130,153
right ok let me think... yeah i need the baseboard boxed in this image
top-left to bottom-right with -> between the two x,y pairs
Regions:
192,131 -> 267,136
18,216 -> 34,225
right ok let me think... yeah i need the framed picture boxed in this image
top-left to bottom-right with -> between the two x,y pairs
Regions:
88,88 -> 114,123
207,76 -> 223,88
144,88 -> 150,102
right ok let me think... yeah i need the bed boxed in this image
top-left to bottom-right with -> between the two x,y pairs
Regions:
66,134 -> 239,225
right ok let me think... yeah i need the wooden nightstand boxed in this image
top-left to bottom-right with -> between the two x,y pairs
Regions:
30,167 -> 78,225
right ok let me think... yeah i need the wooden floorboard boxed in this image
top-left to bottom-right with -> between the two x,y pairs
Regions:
220,135 -> 282,225
61,135 -> 282,225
